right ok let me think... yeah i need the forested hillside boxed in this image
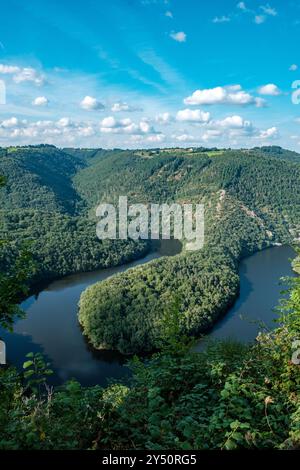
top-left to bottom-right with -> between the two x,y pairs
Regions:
0,145 -> 149,286
0,145 -> 84,214
77,147 -> 300,353
1,144 -> 300,352
1,144 -> 300,451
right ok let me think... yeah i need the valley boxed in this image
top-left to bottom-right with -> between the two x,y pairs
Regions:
1,144 -> 300,450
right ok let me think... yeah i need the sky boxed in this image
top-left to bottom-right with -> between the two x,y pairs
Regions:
0,0 -> 300,149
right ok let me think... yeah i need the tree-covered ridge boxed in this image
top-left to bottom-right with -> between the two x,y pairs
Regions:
0,209 -> 149,287
1,144 -> 300,351
1,145 -> 300,450
76,147 -> 300,353
0,146 -> 150,288
251,145 -> 300,163
0,145 -> 86,214
79,248 -> 239,354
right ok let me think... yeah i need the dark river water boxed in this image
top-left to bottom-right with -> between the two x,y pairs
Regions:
195,245 -> 297,351
0,244 -> 296,386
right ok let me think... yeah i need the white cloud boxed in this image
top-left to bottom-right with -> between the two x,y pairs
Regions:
100,116 -> 157,135
57,117 -> 75,128
213,16 -> 230,23
165,11 -> 173,18
205,115 -> 255,141
255,97 -> 268,108
140,120 -> 152,133
32,96 -> 49,106
184,85 -> 263,107
258,126 -> 278,139
77,126 -> 95,137
170,31 -> 186,43
289,64 -> 298,71
0,64 -> 45,85
80,95 -> 105,110
260,4 -> 277,16
258,83 -> 281,96
215,115 -> 252,129
147,134 -> 165,143
111,102 -> 129,112
237,2 -> 247,10
0,116 -> 97,143
224,2 -> 277,26
111,101 -> 141,112
0,64 -> 20,74
175,134 -> 197,142
155,112 -> 173,124
201,130 -> 222,142
176,108 -> 210,123
254,15 -> 266,24
0,117 -> 20,128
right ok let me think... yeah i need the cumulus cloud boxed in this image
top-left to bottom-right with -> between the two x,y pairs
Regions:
100,116 -> 157,135
220,2 -> 277,25
147,134 -> 165,143
176,108 -> 210,123
289,64 -> 298,71
184,85 -> 264,107
77,126 -> 95,137
170,31 -> 186,42
205,118 -> 277,143
14,68 -> 45,85
204,115 -> 256,142
214,115 -> 252,129
111,101 -> 142,112
0,65 -> 20,74
0,116 -> 96,143
0,117 -> 20,128
258,83 -> 281,96
80,95 -> 105,110
0,64 -> 46,85
201,130 -> 223,142
258,126 -> 278,139
32,96 -> 49,106
155,112 -> 173,124
175,134 -> 197,142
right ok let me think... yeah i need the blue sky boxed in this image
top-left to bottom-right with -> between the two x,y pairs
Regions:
0,0 -> 300,149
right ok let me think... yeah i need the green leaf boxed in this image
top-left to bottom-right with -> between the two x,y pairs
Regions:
23,360 -> 34,369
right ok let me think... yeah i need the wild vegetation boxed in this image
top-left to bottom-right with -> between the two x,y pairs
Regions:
0,145 -> 300,449
1,145 -> 300,351
0,264 -> 300,449
0,146 -> 149,288
77,147 -> 300,353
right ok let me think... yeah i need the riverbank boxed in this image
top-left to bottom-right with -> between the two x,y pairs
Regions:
1,244 -> 296,386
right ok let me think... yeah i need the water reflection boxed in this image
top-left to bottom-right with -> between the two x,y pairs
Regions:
195,246 -> 297,351
0,240 -> 182,386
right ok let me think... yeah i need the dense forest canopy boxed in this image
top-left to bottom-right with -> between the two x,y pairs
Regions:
0,144 -> 300,352
0,144 -> 300,450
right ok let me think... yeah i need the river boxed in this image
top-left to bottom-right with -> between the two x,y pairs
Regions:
0,244 -> 296,386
